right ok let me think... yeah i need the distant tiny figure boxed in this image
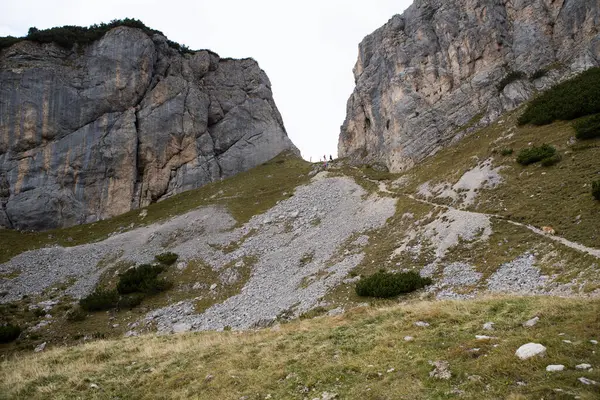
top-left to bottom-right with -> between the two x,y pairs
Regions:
329,155 -> 333,161
323,155 -> 327,162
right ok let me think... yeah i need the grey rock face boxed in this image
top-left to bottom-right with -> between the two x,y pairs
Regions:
0,26 -> 298,230
339,0 -> 600,172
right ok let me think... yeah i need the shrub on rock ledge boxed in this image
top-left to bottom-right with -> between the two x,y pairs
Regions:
355,271 -> 432,298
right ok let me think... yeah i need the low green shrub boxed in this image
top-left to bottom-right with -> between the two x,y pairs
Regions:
32,308 -> 47,318
79,289 -> 119,312
66,307 -> 87,322
516,144 -> 557,166
117,293 -> 145,309
518,67 -> 600,125
355,271 -> 432,298
500,148 -> 514,156
497,71 -> 526,92
573,113 -> 600,140
540,153 -> 562,167
593,181 -> 600,201
0,324 -> 21,343
117,264 -> 170,295
155,252 -> 179,266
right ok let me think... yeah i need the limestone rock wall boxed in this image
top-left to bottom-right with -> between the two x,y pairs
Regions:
339,0 -> 600,171
0,26 -> 298,230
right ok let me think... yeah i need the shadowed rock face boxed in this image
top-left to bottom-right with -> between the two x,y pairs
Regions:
339,0 -> 600,172
0,26 -> 298,230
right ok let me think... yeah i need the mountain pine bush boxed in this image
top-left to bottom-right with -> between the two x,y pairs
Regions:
79,289 -> 119,312
518,67 -> 600,125
573,113 -> 600,140
516,144 -> 557,166
0,19 -> 193,53
593,181 -> 600,201
155,252 -> 179,266
355,271 -> 432,298
117,264 -> 170,295
0,324 -> 21,343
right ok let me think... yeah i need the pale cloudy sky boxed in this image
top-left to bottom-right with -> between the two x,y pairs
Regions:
0,0 -> 412,161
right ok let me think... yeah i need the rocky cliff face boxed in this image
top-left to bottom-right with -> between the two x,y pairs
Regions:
339,0 -> 600,171
0,26 -> 298,230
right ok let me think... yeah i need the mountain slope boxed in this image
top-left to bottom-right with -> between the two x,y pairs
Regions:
1,297 -> 599,399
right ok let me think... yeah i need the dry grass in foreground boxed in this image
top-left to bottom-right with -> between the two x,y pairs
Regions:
1,296 -> 599,399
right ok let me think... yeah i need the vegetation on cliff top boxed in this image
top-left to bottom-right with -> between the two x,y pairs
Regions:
0,18 -> 193,53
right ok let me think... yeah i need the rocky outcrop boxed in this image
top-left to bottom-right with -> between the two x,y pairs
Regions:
339,0 -> 600,171
0,26 -> 298,230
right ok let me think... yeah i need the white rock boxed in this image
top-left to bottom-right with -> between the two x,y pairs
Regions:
172,323 -> 192,333
176,262 -> 186,271
590,340 -> 598,345
34,342 -> 46,352
483,322 -> 495,331
414,321 -> 430,327
576,363 -> 592,370
562,340 -> 573,344
90,383 -> 99,389
523,316 -> 539,327
404,336 -> 414,342
387,368 -> 395,373
546,365 -> 565,372
429,360 -> 451,380
578,377 -> 598,386
515,343 -> 547,360
210,283 -> 217,291
475,335 -> 497,340
320,392 -> 338,400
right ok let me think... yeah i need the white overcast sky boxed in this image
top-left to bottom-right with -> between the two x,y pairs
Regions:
0,0 -> 412,161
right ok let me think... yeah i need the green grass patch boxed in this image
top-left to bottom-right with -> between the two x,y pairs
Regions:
518,67 -> 600,125
1,297 -> 599,399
